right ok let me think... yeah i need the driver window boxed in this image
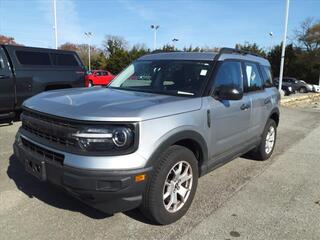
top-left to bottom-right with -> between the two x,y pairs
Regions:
213,61 -> 243,90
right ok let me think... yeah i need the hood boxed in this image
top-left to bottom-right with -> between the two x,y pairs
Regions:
23,87 -> 202,122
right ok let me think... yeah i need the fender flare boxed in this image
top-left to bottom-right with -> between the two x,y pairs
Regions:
145,130 -> 209,176
268,107 -> 280,126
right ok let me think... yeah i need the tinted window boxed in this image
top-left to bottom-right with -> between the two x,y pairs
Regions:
261,66 -> 273,87
101,71 -> 108,76
51,53 -> 79,66
213,61 -> 243,90
244,62 -> 263,91
16,51 -> 51,65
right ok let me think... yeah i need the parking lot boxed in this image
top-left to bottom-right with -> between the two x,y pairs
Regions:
1,102 -> 319,240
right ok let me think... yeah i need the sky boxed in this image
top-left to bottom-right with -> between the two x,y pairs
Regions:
0,0 -> 319,50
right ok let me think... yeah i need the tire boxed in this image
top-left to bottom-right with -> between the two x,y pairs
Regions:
299,87 -> 307,93
88,80 -> 94,87
140,145 -> 198,225
252,119 -> 277,160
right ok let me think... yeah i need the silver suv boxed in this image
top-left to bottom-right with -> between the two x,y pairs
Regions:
14,48 -> 280,225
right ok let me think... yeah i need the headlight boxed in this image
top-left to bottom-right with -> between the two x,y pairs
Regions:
71,125 -> 136,154
112,128 -> 133,147
289,87 -> 292,91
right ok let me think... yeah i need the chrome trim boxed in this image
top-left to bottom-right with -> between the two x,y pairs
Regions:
72,133 -> 113,138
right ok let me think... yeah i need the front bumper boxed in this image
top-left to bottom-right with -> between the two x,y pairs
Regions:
13,136 -> 152,214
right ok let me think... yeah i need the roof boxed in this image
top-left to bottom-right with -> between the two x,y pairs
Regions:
1,44 -> 76,55
138,51 -> 270,66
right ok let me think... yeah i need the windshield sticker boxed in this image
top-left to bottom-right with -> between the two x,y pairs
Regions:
200,69 -> 207,76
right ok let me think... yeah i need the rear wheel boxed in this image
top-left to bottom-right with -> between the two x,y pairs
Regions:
252,119 -> 277,160
140,145 -> 198,225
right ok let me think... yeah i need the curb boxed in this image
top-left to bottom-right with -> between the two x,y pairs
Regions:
281,93 -> 320,106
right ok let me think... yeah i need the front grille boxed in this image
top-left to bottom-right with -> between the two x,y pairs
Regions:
21,110 -> 77,148
21,137 -> 64,165
23,124 -> 75,146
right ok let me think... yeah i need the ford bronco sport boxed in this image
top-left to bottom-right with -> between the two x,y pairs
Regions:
14,48 -> 280,225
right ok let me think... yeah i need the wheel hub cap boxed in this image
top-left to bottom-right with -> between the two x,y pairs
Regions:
162,161 -> 193,213
265,126 -> 275,154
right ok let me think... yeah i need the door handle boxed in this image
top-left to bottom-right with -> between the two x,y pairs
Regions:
264,97 -> 271,104
240,103 -> 250,110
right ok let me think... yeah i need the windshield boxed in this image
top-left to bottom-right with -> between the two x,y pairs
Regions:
109,60 -> 213,97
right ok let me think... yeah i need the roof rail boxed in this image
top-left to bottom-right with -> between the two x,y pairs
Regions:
150,50 -> 182,54
218,47 -> 262,58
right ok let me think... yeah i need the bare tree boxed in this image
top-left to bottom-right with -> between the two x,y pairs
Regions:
0,35 -> 22,45
294,18 -> 320,52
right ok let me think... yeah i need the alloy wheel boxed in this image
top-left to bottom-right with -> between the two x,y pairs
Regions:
265,126 -> 275,154
162,161 -> 193,213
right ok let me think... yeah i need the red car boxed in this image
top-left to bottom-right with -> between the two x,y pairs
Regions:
85,70 -> 115,87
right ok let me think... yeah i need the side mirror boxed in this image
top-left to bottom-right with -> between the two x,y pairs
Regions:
213,85 -> 243,101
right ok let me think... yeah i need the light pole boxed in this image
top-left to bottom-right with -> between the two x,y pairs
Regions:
151,25 -> 160,51
278,0 -> 290,93
172,38 -> 179,49
84,32 -> 93,71
269,32 -> 273,50
53,0 -> 58,49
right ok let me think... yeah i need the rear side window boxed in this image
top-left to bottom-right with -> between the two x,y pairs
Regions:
244,62 -> 263,91
16,51 -> 51,65
260,65 -> 273,87
213,61 -> 243,91
51,53 -> 79,66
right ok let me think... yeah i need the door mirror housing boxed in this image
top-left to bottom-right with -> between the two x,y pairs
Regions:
213,85 -> 243,101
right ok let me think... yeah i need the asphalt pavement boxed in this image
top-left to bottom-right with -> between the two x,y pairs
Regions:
0,104 -> 319,240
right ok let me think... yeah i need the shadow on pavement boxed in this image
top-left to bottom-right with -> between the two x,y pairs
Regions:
6,154 -> 112,220
241,151 -> 261,161
124,209 -> 156,225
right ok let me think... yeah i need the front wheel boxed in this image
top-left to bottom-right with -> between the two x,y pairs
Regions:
88,80 -> 94,87
252,119 -> 277,160
299,87 -> 307,93
140,145 -> 198,225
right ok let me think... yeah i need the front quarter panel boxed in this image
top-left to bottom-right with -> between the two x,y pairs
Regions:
138,106 -> 209,168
